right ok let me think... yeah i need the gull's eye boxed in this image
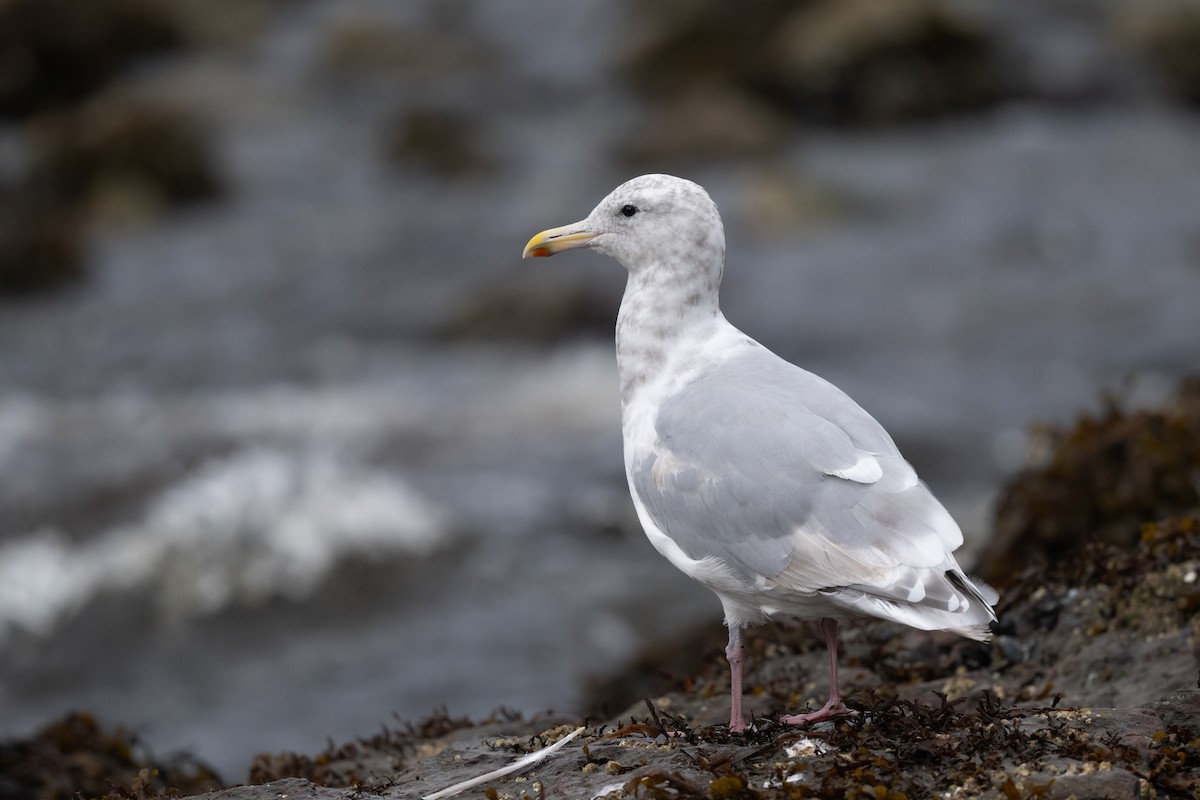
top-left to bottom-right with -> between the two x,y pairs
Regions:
620,204 -> 638,218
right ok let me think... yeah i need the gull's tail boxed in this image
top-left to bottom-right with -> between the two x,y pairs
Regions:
827,564 -> 999,642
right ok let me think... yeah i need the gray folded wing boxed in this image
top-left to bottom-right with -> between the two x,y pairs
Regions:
632,346 -> 971,606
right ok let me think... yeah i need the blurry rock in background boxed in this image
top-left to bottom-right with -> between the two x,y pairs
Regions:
0,711 -> 223,800
320,15 -> 491,77
0,94 -> 221,295
766,0 -> 1003,124
0,188 -> 83,297
739,168 -> 867,235
981,376 -> 1200,583
623,0 -> 1004,129
385,106 -> 497,179
1115,1 -> 1200,106
0,0 -> 223,295
437,273 -> 618,344
615,80 -> 787,166
160,0 -> 281,48
623,0 -> 798,106
0,0 -> 180,119
618,0 -> 1200,164
28,93 -> 222,223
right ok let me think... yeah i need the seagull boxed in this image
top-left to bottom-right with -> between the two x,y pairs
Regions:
523,174 -> 997,732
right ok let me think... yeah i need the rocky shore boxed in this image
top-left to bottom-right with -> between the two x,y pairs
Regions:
6,522 -> 1196,799
5,379 -> 1198,799
221,512 -> 1200,799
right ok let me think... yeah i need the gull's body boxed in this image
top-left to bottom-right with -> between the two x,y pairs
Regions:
524,174 -> 996,731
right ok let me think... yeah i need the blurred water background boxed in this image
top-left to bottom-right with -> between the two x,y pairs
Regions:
1,0 -> 1199,780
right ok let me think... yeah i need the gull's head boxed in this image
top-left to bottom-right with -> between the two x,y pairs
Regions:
523,174 -> 725,281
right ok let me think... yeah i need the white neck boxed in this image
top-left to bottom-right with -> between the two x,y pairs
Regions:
614,261 -> 722,409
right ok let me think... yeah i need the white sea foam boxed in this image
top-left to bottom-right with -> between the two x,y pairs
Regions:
0,447 -> 451,641
0,347 -> 618,645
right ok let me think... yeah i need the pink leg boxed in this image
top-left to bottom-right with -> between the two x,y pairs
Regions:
726,626 -> 748,732
779,618 -> 858,726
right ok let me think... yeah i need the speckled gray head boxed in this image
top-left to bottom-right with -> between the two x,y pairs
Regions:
523,174 -> 726,285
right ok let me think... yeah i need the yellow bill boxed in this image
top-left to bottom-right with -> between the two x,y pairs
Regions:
522,223 -> 598,258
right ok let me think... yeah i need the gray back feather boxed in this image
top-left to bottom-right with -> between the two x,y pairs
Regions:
632,347 -> 964,593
